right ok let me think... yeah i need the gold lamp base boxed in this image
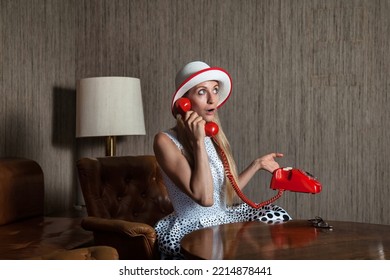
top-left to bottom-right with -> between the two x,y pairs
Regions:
106,136 -> 116,157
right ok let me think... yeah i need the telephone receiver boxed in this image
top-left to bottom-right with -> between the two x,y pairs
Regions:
174,97 -> 219,137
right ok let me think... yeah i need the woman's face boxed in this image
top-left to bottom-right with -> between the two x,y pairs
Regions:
186,80 -> 220,122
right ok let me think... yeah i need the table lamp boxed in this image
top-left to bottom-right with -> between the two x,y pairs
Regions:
76,76 -> 146,156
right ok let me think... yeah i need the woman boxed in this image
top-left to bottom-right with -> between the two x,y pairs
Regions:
153,61 -> 291,259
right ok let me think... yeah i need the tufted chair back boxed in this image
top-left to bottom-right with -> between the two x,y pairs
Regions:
76,155 -> 173,259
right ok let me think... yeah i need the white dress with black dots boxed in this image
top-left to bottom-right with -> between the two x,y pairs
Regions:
154,130 -> 291,258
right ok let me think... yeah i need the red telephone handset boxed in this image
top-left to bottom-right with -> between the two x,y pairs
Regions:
174,97 -> 219,137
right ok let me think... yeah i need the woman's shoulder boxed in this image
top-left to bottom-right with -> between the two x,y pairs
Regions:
154,129 -> 182,150
154,131 -> 170,145
155,129 -> 177,142
154,129 -> 171,142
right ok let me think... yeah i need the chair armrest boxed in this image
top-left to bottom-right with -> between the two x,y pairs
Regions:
81,216 -> 159,259
82,216 -> 157,238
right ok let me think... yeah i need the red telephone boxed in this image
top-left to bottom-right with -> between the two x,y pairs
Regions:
270,167 -> 322,194
174,97 -> 219,136
215,139 -> 322,208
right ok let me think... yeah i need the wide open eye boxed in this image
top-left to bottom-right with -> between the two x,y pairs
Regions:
198,89 -> 206,95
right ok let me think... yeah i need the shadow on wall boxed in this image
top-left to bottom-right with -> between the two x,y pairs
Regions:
51,87 -> 80,208
52,87 -> 76,148
51,86 -> 106,207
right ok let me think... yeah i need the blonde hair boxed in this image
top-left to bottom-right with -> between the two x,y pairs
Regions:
175,113 -> 240,206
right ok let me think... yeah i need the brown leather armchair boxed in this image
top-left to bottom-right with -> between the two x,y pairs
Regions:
76,155 -> 173,260
0,157 -> 95,259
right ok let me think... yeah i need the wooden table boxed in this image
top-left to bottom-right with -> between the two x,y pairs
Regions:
180,220 -> 390,259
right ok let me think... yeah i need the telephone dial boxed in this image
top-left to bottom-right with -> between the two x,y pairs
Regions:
174,98 -> 322,209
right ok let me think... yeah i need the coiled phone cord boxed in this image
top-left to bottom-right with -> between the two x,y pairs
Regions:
212,136 -> 284,209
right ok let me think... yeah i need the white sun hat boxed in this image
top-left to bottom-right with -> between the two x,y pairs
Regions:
171,61 -> 232,115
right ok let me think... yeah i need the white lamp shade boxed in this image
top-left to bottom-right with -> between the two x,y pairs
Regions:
76,77 -> 146,137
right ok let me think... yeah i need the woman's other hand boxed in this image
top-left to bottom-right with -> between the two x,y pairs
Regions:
255,153 -> 284,173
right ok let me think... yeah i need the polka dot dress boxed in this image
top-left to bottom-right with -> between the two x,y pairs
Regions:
154,130 -> 292,259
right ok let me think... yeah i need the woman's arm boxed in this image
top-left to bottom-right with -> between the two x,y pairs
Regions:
238,153 -> 283,190
153,113 -> 214,206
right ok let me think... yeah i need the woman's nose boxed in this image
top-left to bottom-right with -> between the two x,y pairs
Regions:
207,92 -> 217,104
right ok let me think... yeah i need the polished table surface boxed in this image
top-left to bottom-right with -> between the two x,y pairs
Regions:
180,220 -> 390,259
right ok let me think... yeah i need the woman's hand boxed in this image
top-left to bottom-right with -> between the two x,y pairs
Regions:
183,110 -> 206,141
238,152 -> 284,190
255,153 -> 284,173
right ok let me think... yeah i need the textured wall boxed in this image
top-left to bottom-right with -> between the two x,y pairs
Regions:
1,0 -> 389,224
